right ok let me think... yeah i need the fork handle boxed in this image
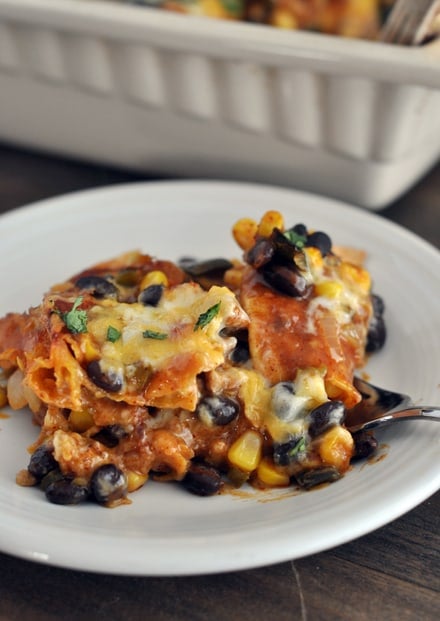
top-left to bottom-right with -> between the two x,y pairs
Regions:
348,406 -> 440,433
391,406 -> 440,422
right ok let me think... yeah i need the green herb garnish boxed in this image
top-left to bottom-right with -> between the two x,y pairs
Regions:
142,329 -> 168,340
283,230 -> 307,249
194,302 -> 221,331
106,326 -> 121,343
288,437 -> 306,458
57,296 -> 88,334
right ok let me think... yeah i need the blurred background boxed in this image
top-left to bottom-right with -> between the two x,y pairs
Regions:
1,0 -> 440,210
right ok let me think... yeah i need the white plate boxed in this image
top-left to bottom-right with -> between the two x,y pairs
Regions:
0,180 -> 439,576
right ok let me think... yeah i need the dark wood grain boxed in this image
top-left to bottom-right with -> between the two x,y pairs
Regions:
0,144 -> 438,621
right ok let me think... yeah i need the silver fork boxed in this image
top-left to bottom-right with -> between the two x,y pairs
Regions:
380,0 -> 440,45
344,376 -> 440,433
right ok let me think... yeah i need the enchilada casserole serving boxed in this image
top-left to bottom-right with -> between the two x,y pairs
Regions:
0,210 -> 386,506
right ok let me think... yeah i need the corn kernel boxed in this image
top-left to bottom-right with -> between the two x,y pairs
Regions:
140,270 -> 169,290
257,458 -> 290,487
319,425 -> 354,472
126,471 -> 148,492
315,280 -> 343,299
257,210 -> 285,238
82,336 -> 100,362
69,409 -> 94,433
228,430 -> 263,472
304,246 -> 324,272
232,218 -> 258,251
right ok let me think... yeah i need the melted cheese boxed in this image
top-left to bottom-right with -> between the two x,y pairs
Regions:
85,283 -> 249,409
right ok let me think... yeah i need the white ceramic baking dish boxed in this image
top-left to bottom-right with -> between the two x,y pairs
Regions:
1,0 -> 440,209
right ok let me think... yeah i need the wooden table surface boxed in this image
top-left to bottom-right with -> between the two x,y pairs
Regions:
0,144 -> 438,621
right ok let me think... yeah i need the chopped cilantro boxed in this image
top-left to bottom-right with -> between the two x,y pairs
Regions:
194,302 -> 221,331
142,329 -> 168,340
288,437 -> 306,458
57,296 -> 88,334
107,326 -> 121,343
283,229 -> 307,249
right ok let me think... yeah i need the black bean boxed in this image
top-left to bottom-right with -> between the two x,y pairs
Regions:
352,431 -> 378,459
178,256 -> 197,269
196,396 -> 239,426
273,436 -> 306,466
222,328 -> 249,363
291,223 -> 308,237
272,382 -> 306,422
366,316 -> 386,352
75,275 -> 118,299
305,231 -> 332,256
181,462 -> 223,496
262,264 -> 309,298
45,478 -> 89,505
308,401 -> 345,438
371,293 -> 385,317
91,464 -> 127,504
28,445 -> 58,480
270,228 -> 299,262
138,284 -> 164,307
366,294 -> 386,352
180,257 -> 234,289
230,340 -> 250,364
92,425 -> 128,448
40,469 -> 64,492
181,258 -> 233,277
295,466 -> 341,489
87,360 -> 123,393
245,238 -> 275,269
